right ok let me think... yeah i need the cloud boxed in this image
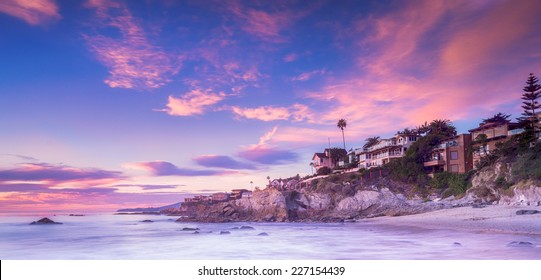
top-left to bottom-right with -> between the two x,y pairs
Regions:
223,1 -> 295,42
230,103 -> 316,122
237,126 -> 298,165
84,0 -> 181,90
161,88 -> 226,116
283,53 -> 298,62
0,162 -> 123,183
127,161 -> 235,176
193,155 -> 257,170
112,184 -> 182,190
278,0 -> 541,147
238,146 -> 298,165
291,69 -> 326,82
0,0 -> 60,25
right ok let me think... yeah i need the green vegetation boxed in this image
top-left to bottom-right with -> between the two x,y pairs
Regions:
430,172 -> 472,198
317,166 -> 332,176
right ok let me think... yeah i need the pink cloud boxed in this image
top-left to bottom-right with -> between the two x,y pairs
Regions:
283,0 -> 541,147
230,104 -> 316,122
84,0 -> 181,90
236,127 -> 298,165
0,0 -> 60,25
224,1 -> 293,42
162,89 -> 226,116
291,69 -> 326,82
126,161 -> 237,176
283,53 -> 298,62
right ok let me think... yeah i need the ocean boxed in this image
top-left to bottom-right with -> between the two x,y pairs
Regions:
1,214 -> 540,259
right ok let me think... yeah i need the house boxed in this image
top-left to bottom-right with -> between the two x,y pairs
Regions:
312,148 -> 347,171
230,189 -> 250,199
357,133 -> 419,168
423,134 -> 473,176
211,192 -> 230,202
469,121 -> 523,167
184,195 -> 211,203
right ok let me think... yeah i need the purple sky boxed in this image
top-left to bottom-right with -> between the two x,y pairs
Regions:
1,0 -> 540,213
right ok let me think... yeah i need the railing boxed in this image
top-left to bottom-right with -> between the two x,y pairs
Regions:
508,128 -> 524,136
365,141 -> 397,152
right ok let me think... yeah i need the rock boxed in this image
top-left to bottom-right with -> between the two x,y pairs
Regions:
343,218 -> 356,223
472,203 -> 486,209
182,227 -> 200,231
30,217 -> 62,225
140,220 -> 154,222
453,242 -> 462,247
240,225 -> 255,230
192,231 -> 200,234
231,226 -> 240,229
515,210 -> 539,215
507,241 -> 534,247
220,231 -> 231,235
258,232 -> 269,236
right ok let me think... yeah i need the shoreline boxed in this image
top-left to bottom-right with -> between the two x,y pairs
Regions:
362,204 -> 541,236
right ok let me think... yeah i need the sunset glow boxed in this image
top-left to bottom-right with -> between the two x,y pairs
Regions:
1,0 -> 540,213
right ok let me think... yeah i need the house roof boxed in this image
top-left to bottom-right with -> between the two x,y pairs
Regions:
312,152 -> 327,160
468,121 -> 520,132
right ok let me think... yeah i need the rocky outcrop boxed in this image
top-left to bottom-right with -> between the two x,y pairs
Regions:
176,182 -> 451,223
30,217 -> 62,225
465,160 -> 541,206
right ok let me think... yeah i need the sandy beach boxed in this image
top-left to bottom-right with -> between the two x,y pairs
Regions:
365,205 -> 541,235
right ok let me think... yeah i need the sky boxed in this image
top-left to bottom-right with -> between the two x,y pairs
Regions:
1,0 -> 541,213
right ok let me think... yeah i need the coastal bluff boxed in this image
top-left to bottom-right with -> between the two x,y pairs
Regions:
174,180 -> 450,223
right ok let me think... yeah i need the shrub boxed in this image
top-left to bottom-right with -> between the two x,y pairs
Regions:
317,166 -> 332,176
430,172 -> 469,197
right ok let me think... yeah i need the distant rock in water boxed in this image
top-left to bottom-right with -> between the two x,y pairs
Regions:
193,231 -> 200,234
220,231 -> 231,235
258,232 -> 269,236
182,227 -> 199,231
69,214 -> 85,216
240,226 -> 255,230
140,220 -> 154,223
30,218 -> 62,225
453,242 -> 462,247
507,241 -> 534,247
516,210 -> 539,215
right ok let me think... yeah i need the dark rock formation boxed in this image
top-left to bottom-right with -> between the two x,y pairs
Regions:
140,220 -> 154,222
30,218 -> 62,225
240,226 -> 255,230
258,232 -> 269,236
181,227 -> 199,231
220,231 -> 231,234
516,210 -> 539,215
507,241 -> 534,247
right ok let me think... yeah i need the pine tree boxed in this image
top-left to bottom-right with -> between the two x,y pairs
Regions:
519,73 -> 541,142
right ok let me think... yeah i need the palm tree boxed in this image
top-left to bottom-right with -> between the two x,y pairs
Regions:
337,119 -> 347,149
250,181 -> 253,191
363,136 -> 380,148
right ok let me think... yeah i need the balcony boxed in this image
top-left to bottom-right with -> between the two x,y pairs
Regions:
424,159 -> 445,167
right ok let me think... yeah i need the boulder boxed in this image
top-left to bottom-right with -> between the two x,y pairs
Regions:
30,218 -> 62,225
140,220 -> 154,222
240,225 -> 255,230
258,232 -> 269,236
515,210 -> 539,215
507,241 -> 534,247
220,231 -> 231,235
182,227 -> 199,231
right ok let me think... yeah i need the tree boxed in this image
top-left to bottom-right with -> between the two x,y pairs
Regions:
337,119 -> 347,149
418,119 -> 457,138
309,162 -> 314,174
363,136 -> 380,148
474,133 -> 488,156
519,73 -> 541,141
482,112 -> 511,125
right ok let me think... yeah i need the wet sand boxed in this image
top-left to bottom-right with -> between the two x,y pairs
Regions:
366,205 -> 541,235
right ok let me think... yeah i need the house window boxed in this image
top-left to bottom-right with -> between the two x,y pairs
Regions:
450,151 -> 459,160
450,164 -> 459,173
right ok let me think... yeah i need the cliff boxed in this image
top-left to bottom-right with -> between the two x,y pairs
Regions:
175,178 -> 452,223
465,161 -> 541,206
